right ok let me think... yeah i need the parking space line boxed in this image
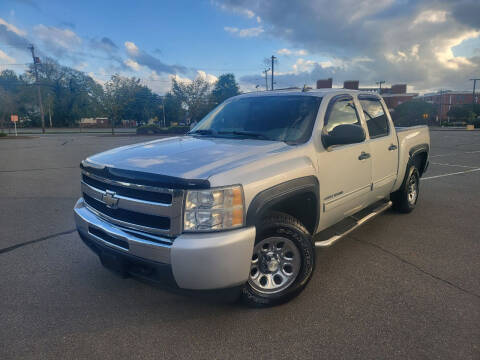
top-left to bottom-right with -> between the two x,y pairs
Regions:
431,163 -> 478,168
423,168 -> 480,180
430,149 -> 480,157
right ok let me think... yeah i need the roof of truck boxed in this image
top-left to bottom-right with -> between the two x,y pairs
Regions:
235,88 -> 381,99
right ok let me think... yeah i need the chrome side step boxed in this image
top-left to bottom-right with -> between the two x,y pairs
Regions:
315,201 -> 392,248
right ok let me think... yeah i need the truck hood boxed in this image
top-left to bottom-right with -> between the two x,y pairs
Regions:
86,136 -> 291,180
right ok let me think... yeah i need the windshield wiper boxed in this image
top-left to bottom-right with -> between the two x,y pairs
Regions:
187,129 -> 217,136
218,130 -> 271,140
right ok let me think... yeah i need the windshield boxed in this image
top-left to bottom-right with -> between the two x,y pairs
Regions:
190,95 -> 321,144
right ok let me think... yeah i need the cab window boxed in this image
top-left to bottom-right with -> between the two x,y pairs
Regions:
359,98 -> 389,138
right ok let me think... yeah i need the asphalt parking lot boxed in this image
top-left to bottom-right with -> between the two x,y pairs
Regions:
1,130 -> 479,359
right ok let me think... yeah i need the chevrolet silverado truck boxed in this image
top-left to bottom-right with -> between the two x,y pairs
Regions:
74,89 -> 430,307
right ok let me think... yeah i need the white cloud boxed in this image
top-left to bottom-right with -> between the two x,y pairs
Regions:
256,16 -> 262,23
196,70 -> 218,84
224,26 -> 264,37
0,18 -> 26,36
292,58 -> 317,73
277,48 -> 308,56
169,70 -> 218,86
124,41 -> 139,54
0,49 -> 15,63
412,10 -> 448,26
124,58 -> 141,71
33,25 -> 82,57
219,0 -> 480,92
433,30 -> 480,69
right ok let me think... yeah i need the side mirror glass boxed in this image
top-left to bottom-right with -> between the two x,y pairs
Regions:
321,124 -> 365,149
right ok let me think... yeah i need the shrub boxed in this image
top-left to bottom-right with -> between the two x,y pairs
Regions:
136,125 -> 190,135
0,132 -> 7,137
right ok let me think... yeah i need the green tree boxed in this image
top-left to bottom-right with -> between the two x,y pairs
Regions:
391,100 -> 437,126
171,76 -> 213,124
211,73 -> 240,105
447,104 -> 478,122
162,92 -> 185,126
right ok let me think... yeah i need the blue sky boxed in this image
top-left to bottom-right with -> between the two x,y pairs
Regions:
1,0 -> 479,93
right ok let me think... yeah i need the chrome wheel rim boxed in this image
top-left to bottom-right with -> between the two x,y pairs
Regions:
407,173 -> 418,205
248,236 -> 301,294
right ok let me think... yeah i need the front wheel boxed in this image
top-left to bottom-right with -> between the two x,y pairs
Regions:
241,212 -> 315,307
391,164 -> 420,213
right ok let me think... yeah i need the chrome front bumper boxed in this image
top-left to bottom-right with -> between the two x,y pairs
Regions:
74,198 -> 256,290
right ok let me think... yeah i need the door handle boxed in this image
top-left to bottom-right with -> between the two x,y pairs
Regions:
388,144 -> 398,151
358,152 -> 371,160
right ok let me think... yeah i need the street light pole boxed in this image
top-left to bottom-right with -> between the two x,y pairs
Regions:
271,55 -> 277,91
162,96 -> 166,128
263,68 -> 270,91
470,78 -> 479,114
376,80 -> 385,93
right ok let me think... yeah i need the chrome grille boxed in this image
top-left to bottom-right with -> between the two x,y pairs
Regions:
81,170 -> 184,237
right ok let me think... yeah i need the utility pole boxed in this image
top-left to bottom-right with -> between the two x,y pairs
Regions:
376,80 -> 385,93
470,78 -> 479,113
28,44 -> 45,134
271,55 -> 277,91
262,68 -> 270,91
162,96 -> 166,127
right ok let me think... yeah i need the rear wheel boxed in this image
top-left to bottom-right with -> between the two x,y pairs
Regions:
241,212 -> 315,307
391,164 -> 420,213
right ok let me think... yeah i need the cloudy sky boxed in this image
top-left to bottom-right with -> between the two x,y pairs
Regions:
0,0 -> 479,94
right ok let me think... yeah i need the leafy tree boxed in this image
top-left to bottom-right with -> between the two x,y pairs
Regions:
447,104 -> 479,122
171,76 -> 213,123
391,100 -> 437,126
162,92 -> 185,126
211,73 -> 240,105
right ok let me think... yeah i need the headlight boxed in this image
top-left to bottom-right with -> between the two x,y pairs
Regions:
183,185 -> 244,232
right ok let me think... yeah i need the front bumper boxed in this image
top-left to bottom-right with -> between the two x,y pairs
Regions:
74,198 -> 256,290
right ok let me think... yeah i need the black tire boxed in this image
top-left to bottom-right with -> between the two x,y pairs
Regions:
391,164 -> 420,213
241,212 -> 315,307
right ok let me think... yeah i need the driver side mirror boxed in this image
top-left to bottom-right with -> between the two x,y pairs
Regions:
321,124 -> 365,149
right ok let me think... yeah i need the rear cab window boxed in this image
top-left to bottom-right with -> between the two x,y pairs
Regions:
358,97 -> 389,138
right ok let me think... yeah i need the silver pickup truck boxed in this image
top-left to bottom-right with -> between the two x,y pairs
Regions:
74,89 -> 430,307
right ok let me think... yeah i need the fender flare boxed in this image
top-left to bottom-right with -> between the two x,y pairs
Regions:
409,143 -> 429,175
246,176 -> 319,232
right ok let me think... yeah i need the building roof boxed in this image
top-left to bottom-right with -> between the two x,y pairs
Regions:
420,91 -> 472,97
238,88 -> 381,99
381,93 -> 418,98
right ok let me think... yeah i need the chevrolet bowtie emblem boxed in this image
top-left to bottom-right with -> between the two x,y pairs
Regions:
102,190 -> 119,209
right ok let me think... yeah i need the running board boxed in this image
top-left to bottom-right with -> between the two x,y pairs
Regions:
315,201 -> 392,248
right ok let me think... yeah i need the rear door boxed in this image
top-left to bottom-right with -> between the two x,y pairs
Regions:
317,94 -> 372,229
358,95 -> 398,200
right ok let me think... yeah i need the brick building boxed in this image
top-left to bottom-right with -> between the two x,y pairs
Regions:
315,78 -> 417,111
416,91 -> 476,121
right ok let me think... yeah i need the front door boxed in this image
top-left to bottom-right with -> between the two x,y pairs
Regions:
317,95 -> 372,230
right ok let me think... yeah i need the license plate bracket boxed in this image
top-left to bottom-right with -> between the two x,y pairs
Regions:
100,251 -> 128,278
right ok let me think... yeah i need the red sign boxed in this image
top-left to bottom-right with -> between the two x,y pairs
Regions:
11,115 -> 18,123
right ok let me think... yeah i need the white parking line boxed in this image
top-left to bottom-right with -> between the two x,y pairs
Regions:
423,168 -> 480,180
430,154 -> 452,158
431,162 -> 477,168
430,149 -> 480,157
